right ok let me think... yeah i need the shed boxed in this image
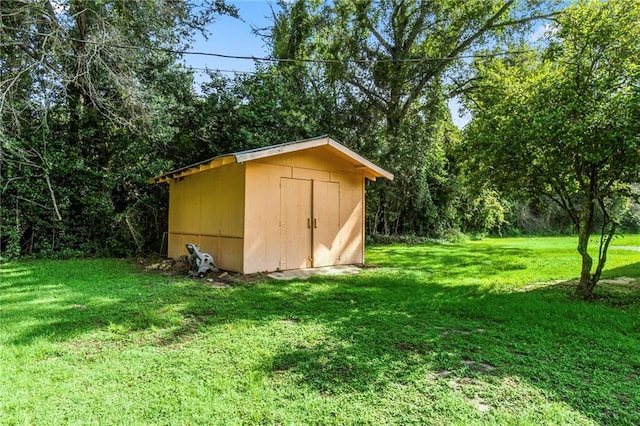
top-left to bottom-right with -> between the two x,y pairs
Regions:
149,135 -> 393,274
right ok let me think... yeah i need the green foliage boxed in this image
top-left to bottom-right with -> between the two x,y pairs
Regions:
198,66 -> 337,156
465,0 -> 640,297
5,0 -> 636,260
0,1 -> 235,258
620,185 -> 640,233
264,0 -> 560,237
1,236 -> 639,423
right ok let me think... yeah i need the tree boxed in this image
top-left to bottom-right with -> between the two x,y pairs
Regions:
267,0 -> 560,235
0,0 -> 236,256
198,66 -> 337,157
465,0 -> 640,298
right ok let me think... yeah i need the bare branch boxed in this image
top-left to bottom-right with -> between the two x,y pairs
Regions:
9,194 -> 49,210
344,74 -> 389,110
365,19 -> 393,55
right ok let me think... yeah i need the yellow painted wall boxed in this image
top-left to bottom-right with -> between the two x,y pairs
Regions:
167,233 -> 244,273
243,162 -> 292,273
243,147 -> 365,273
330,171 -> 364,265
167,163 -> 245,272
167,146 -> 366,274
259,146 -> 364,175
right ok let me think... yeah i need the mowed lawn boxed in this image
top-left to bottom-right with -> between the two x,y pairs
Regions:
1,236 -> 639,425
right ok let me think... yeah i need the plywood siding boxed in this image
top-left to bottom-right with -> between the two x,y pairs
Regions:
243,149 -> 365,273
167,163 -> 245,272
167,233 -> 244,273
331,172 -> 364,265
258,145 -> 364,175
280,178 -> 313,270
243,162 -> 292,273
312,181 -> 341,267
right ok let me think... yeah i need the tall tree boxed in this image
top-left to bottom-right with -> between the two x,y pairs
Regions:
465,0 -> 640,298
268,0 -> 560,235
318,0 -> 556,137
0,0 -> 236,256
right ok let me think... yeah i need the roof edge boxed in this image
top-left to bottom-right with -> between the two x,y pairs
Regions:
147,154 -> 237,184
148,134 -> 393,183
326,138 -> 394,181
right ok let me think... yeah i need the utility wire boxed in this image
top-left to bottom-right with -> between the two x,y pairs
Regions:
3,26 -> 538,65
148,45 -> 535,64
84,40 -> 538,64
188,67 -> 257,75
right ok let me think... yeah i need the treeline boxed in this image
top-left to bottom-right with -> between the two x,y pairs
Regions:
1,0 -> 638,259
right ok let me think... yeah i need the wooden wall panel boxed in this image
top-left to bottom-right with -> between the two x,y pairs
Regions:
168,178 -> 200,234
243,162 -> 292,273
167,233 -> 243,273
281,178 -> 313,270
254,146 -> 361,175
331,172 -> 364,265
216,165 -> 245,237
167,163 -> 245,272
293,167 -> 331,182
312,181 -> 340,267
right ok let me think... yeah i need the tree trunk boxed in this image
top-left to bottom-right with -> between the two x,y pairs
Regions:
576,194 -> 596,299
592,221 -> 617,284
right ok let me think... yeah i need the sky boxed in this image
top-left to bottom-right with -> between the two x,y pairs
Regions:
186,1 -> 277,78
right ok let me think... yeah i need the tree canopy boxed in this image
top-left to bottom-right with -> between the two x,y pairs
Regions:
267,0 -> 560,235
465,0 -> 640,298
0,0 -> 236,256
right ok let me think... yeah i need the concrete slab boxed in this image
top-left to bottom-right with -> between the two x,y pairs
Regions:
268,265 -> 363,281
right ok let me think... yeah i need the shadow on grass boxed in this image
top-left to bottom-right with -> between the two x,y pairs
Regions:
249,271 -> 640,424
2,258 -> 639,423
601,261 -> 640,280
0,259 -> 187,344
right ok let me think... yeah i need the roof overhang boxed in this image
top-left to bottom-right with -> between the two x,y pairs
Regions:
148,135 -> 394,184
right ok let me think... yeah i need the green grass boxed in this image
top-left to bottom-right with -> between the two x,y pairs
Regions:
1,235 -> 639,425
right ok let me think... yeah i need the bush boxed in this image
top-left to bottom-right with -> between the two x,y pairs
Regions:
367,231 -> 466,246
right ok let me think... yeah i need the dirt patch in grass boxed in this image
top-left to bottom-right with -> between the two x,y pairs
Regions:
468,396 -> 492,413
611,246 -> 640,252
462,360 -> 496,373
518,276 -> 640,293
626,373 -> 640,381
447,376 -> 474,389
428,370 -> 453,380
207,281 -> 231,288
135,256 -> 269,286
599,276 -> 640,287
517,279 -> 571,292
445,375 -> 493,413
441,328 -> 486,337
395,341 -> 430,354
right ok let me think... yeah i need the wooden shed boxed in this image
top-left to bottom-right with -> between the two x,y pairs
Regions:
149,135 -> 393,274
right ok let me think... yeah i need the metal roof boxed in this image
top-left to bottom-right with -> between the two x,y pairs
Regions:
148,135 -> 394,184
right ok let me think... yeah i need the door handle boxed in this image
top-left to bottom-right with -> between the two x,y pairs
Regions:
307,218 -> 311,228
314,218 -> 318,228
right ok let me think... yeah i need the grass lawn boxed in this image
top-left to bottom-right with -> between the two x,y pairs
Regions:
1,235 -> 639,425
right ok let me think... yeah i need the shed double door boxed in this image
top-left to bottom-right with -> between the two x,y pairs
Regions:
280,178 -> 340,270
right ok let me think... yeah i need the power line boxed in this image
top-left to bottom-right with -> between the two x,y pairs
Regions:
188,67 -> 258,75
4,26 -> 538,65
97,41 -> 538,65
